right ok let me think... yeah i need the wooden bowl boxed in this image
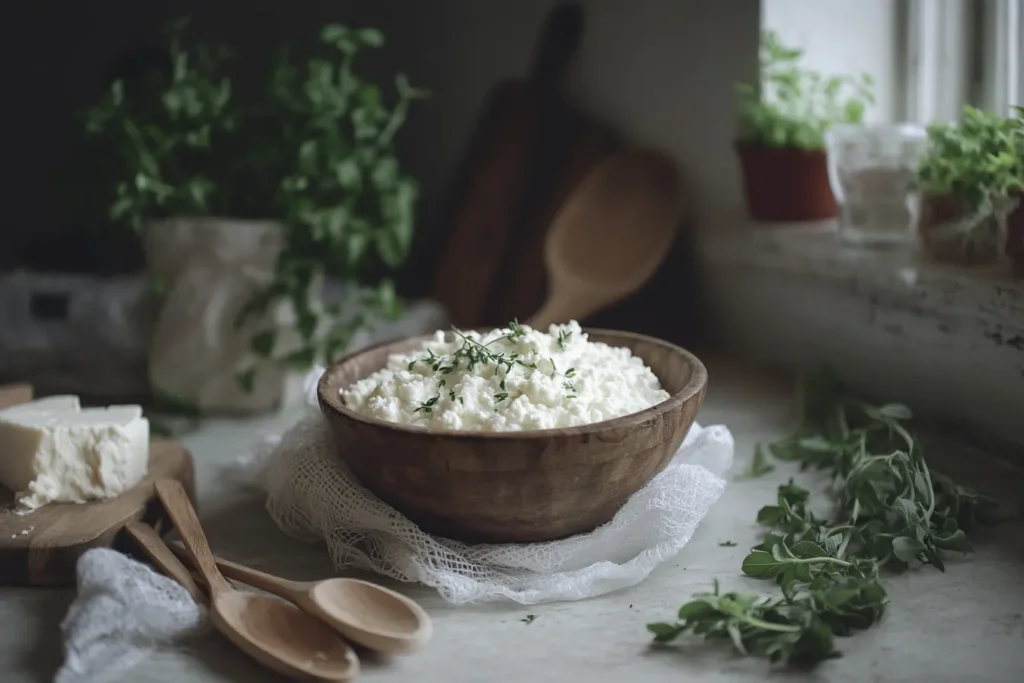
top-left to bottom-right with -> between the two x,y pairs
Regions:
317,329 -> 708,544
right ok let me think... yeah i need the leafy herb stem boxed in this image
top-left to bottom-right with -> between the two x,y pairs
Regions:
648,365 -> 1003,667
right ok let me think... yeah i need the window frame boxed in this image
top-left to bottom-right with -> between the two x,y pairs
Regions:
904,0 -> 1023,123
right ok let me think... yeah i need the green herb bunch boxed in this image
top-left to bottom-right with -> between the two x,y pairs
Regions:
736,31 -> 875,150
915,105 -> 1024,228
84,18 -> 427,375
649,366 -> 1002,666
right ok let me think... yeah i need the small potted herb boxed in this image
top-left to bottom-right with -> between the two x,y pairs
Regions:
913,106 -> 1024,267
735,31 -> 875,222
83,18 -> 426,413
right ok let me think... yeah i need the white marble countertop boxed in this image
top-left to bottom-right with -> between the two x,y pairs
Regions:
2,361 -> 1023,683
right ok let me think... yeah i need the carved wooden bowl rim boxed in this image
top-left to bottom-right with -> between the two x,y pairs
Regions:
317,327 -> 708,440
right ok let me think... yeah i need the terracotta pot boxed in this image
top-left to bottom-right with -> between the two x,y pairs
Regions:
736,143 -> 837,222
916,193 -> 1021,267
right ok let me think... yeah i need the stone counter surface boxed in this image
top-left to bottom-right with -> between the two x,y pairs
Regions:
2,361 -> 1022,683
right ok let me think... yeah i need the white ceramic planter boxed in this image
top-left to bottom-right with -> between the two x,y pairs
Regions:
144,218 -> 315,415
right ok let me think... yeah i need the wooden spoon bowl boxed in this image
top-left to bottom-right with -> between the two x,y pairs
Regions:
318,329 -> 707,544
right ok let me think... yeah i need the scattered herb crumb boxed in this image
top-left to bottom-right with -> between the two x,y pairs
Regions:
718,540 -> 738,547
522,614 -> 537,625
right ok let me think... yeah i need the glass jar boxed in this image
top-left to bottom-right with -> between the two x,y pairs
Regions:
825,123 -> 929,245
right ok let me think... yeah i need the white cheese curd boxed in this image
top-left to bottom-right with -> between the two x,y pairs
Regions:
0,397 -> 150,511
342,320 -> 670,431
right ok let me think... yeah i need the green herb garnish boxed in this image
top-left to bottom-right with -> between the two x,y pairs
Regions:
413,395 -> 439,414
556,328 -> 572,349
648,366 -> 1002,666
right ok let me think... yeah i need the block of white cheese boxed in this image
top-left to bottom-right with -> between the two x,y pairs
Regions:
0,396 -> 150,511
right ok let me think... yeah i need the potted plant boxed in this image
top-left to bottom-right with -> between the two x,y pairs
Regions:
83,18 -> 427,414
735,31 -> 875,222
913,106 -> 1024,268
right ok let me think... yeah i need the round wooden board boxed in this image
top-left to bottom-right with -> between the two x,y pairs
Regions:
0,439 -> 196,586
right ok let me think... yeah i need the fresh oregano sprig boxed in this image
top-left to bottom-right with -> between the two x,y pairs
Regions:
648,366 -> 1003,666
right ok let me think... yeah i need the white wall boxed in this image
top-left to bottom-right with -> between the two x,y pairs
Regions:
761,0 -> 902,123
569,0 -> 761,226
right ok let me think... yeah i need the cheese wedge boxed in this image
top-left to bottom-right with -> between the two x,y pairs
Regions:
0,396 -> 149,511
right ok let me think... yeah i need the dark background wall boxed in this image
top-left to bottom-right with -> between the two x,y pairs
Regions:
0,0 -> 759,341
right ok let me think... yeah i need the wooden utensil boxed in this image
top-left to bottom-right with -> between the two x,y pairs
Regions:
318,329 -> 707,544
526,148 -> 683,329
0,383 -> 196,586
429,2 -> 585,327
154,480 -> 358,681
125,521 -> 205,604
167,541 -> 432,655
485,118 -> 617,326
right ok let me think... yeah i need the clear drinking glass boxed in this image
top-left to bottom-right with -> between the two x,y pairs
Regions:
825,123 -> 929,245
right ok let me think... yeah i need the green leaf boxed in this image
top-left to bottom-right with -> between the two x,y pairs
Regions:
933,528 -> 973,554
878,403 -> 913,420
740,444 -> 776,478
756,505 -> 782,526
250,330 -> 276,357
891,536 -> 926,563
677,600 -> 718,620
741,550 -> 778,577
791,541 -> 828,558
647,622 -> 683,642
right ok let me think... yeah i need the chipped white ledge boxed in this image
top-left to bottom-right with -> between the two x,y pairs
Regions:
700,220 -> 1024,448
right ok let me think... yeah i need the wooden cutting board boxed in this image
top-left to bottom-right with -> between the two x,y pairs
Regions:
0,385 -> 196,586
429,2 -> 585,327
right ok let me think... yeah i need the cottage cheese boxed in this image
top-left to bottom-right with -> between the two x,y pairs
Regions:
342,320 -> 670,431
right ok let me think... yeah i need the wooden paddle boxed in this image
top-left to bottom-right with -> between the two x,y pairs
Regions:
429,2 -> 586,327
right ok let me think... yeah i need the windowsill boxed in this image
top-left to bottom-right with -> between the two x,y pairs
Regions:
699,219 -> 1024,449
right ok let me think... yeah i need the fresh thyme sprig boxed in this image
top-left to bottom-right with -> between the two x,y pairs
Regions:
557,328 -> 573,349
648,366 -> 1003,666
407,321 -> 578,411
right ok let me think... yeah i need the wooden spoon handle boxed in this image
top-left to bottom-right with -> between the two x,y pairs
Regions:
167,540 -> 302,598
154,480 -> 232,595
125,521 -> 207,605
528,295 -> 591,330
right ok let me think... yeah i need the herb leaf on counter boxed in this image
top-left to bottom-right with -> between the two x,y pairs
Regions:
649,366 -> 1003,666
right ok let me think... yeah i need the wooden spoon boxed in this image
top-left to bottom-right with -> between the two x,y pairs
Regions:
527,147 -> 682,329
168,541 -> 432,654
154,481 -> 359,681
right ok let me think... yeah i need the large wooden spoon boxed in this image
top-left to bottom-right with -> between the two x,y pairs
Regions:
154,481 -> 358,681
527,147 -> 682,329
168,541 -> 432,654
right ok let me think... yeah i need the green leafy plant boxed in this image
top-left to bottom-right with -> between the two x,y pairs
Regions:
84,18 -> 427,378
648,366 -> 1003,666
736,31 -> 875,149
915,105 -> 1024,233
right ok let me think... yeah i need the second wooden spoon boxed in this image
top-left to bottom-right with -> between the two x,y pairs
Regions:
169,541 -> 432,654
154,481 -> 358,681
